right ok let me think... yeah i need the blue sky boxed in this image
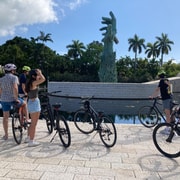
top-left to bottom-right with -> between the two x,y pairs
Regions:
0,0 -> 180,62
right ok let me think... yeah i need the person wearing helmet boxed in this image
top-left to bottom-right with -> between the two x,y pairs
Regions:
0,63 -> 28,140
18,65 -> 31,132
18,66 -> 31,98
25,69 -> 45,147
22,66 -> 31,71
157,70 -> 166,79
151,70 -> 173,134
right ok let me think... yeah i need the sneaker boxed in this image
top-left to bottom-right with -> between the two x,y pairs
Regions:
2,135 -> 8,140
160,127 -> 170,135
28,141 -> 40,147
24,136 -> 30,143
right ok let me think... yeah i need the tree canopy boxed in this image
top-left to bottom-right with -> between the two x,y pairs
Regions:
0,32 -> 178,83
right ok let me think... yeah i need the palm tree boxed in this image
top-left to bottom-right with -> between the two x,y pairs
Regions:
37,31 -> 53,43
30,37 -> 38,43
66,40 -> 86,60
156,33 -> 174,66
36,31 -> 53,86
36,31 -> 53,64
145,42 -> 160,59
128,34 -> 146,67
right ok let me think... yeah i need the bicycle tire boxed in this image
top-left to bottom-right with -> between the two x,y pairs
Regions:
56,115 -> 71,148
12,114 -> 23,144
138,106 -> 159,128
99,115 -> 117,148
74,109 -> 95,134
41,105 -> 53,134
153,123 -> 180,158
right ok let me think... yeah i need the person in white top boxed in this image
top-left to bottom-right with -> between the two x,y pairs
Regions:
0,63 -> 28,140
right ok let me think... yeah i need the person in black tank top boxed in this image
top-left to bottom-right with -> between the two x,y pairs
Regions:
151,70 -> 172,124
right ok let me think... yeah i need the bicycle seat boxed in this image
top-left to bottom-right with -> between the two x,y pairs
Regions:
41,102 -> 48,106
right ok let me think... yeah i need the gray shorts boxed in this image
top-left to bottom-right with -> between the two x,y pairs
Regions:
162,99 -> 172,110
27,98 -> 41,113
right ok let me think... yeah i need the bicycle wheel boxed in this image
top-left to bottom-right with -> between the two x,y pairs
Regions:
41,105 -> 53,134
74,109 -> 95,134
56,115 -> 71,148
99,116 -> 117,148
153,123 -> 180,158
138,106 -> 159,128
12,113 -> 23,144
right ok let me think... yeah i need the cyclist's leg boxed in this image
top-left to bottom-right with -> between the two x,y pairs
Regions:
164,109 -> 171,123
27,98 -> 41,146
163,99 -> 171,123
2,111 -> 9,140
18,98 -> 29,123
1,101 -> 12,140
28,112 -> 39,140
22,96 -> 30,121
18,106 -> 24,125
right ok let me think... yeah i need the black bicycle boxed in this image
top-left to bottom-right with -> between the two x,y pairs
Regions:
11,99 -> 30,144
138,97 -> 178,128
39,91 -> 71,148
39,91 -> 55,134
73,96 -> 117,148
152,104 -> 180,158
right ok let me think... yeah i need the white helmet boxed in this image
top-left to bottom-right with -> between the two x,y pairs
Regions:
4,63 -> 17,71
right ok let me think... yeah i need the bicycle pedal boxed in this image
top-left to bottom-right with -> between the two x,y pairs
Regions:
19,127 -> 23,133
27,122 -> 31,127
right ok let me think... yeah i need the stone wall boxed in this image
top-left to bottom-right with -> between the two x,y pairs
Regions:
48,82 -> 156,99
47,78 -> 180,115
48,77 -> 180,99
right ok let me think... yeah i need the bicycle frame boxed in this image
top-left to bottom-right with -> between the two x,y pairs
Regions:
39,91 -> 71,147
11,102 -> 25,124
153,98 -> 179,122
153,108 -> 180,158
83,100 -> 103,126
152,98 -> 166,122
11,101 -> 30,144
74,97 -> 117,147
52,104 -> 62,122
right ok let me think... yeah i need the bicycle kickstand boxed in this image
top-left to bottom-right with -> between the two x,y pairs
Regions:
50,131 -> 58,143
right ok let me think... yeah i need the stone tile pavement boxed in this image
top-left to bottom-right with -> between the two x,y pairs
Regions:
0,118 -> 180,180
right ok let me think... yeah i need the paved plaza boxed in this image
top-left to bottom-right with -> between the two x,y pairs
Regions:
0,118 -> 180,180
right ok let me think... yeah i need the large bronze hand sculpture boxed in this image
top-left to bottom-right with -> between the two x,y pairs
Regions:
100,11 -> 119,44
98,11 -> 118,83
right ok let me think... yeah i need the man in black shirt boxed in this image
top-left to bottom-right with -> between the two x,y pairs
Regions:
151,71 -> 172,125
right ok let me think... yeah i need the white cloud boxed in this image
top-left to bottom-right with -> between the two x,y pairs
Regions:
68,0 -> 88,10
0,0 -> 58,36
0,0 -> 88,37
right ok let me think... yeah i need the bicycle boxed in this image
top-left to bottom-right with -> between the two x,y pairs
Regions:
39,91 -> 71,148
138,97 -> 178,128
39,91 -> 55,134
152,104 -> 180,158
11,98 -> 31,144
73,96 -> 117,148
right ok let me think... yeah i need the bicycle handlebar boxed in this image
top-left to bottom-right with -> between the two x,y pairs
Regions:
39,91 -> 62,97
149,96 -> 161,100
80,95 -> 95,101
